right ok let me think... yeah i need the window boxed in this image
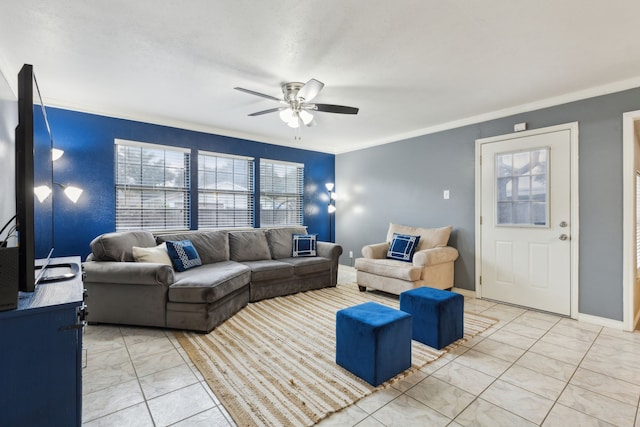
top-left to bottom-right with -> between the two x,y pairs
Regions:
198,151 -> 254,228
260,159 -> 304,226
115,139 -> 190,231
495,148 -> 549,227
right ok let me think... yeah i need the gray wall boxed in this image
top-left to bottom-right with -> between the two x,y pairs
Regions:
336,87 -> 640,322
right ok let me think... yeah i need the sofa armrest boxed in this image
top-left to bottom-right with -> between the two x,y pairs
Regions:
412,246 -> 459,267
316,241 -> 343,286
316,241 -> 343,260
82,261 -> 175,286
362,242 -> 390,259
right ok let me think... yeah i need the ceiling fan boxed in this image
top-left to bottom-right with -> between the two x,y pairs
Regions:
234,78 -> 359,128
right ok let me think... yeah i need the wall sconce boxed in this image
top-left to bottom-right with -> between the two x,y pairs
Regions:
35,183 -> 84,204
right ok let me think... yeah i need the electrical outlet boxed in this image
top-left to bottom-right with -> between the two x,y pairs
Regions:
349,250 -> 353,258
443,190 -> 450,200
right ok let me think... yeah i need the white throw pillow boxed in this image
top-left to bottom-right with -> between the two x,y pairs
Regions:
132,243 -> 172,266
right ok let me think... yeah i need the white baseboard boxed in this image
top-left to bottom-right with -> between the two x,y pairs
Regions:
452,287 -> 475,298
576,312 -> 624,330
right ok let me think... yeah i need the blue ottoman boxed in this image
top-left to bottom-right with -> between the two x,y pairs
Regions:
336,301 -> 412,386
400,287 -> 464,349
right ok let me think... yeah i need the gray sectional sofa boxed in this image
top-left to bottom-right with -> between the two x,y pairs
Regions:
82,227 -> 342,332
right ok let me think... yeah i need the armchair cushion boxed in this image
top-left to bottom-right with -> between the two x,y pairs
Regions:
354,258 -> 423,281
386,223 -> 452,251
386,233 -> 420,262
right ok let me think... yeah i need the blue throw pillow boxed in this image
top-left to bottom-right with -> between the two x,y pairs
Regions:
165,240 -> 202,271
292,234 -> 317,257
387,233 -> 421,262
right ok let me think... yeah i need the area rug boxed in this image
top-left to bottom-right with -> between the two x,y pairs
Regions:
175,284 -> 497,426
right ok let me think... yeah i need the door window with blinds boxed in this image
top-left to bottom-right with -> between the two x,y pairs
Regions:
115,139 -> 190,231
198,151 -> 254,228
259,159 -> 304,226
495,147 -> 549,227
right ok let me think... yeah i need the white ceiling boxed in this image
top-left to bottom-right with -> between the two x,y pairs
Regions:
2,1 -> 640,154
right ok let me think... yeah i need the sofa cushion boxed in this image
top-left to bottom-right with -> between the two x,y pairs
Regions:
265,226 -> 307,259
166,240 -> 203,272
156,230 -> 229,264
240,260 -> 294,281
293,234 -> 317,257
169,261 -> 251,303
229,230 -> 272,261
132,243 -> 172,266
354,257 -> 423,281
90,231 -> 157,262
280,256 -> 331,276
386,223 -> 452,251
386,233 -> 420,262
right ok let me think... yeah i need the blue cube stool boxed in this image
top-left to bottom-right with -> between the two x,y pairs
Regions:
400,287 -> 464,349
336,301 -> 412,386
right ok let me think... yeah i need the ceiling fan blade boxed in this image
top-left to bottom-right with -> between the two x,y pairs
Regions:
313,104 -> 359,114
297,78 -> 324,102
234,87 -> 281,102
248,107 -> 285,116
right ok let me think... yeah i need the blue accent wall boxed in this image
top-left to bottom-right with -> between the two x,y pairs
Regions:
45,107 -> 335,259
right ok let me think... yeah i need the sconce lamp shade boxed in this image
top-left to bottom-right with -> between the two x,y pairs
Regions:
328,204 -> 336,214
325,183 -> 334,192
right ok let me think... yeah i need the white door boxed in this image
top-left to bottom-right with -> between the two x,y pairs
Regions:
479,126 -> 573,315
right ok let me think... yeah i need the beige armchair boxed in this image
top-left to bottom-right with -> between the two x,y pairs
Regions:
355,223 -> 459,295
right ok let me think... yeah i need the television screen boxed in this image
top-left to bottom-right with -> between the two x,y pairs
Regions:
33,75 -> 54,260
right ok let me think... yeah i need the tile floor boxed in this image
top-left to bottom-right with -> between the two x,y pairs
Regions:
82,266 -> 640,426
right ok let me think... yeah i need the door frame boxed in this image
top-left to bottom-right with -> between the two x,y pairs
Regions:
474,122 -> 580,318
622,110 -> 640,331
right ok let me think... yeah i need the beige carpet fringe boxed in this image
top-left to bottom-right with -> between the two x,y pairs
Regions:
175,284 -> 497,427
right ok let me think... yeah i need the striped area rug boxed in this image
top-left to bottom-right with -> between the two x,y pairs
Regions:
175,284 -> 497,426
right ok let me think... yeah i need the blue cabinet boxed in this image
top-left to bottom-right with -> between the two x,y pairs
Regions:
0,257 -> 84,426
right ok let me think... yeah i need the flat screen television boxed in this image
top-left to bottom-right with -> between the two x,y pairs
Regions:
15,64 -> 55,292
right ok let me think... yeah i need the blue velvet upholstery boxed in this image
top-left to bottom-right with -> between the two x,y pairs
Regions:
400,287 -> 464,349
336,301 -> 412,386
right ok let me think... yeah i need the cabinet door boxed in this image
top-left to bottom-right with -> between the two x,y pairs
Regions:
0,303 -> 81,426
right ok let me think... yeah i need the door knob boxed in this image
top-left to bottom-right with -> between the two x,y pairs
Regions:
559,221 -> 568,227
559,234 -> 568,241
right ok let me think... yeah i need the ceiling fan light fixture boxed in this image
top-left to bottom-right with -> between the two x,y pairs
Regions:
299,110 -> 314,125
287,114 -> 300,128
279,108 -> 294,123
